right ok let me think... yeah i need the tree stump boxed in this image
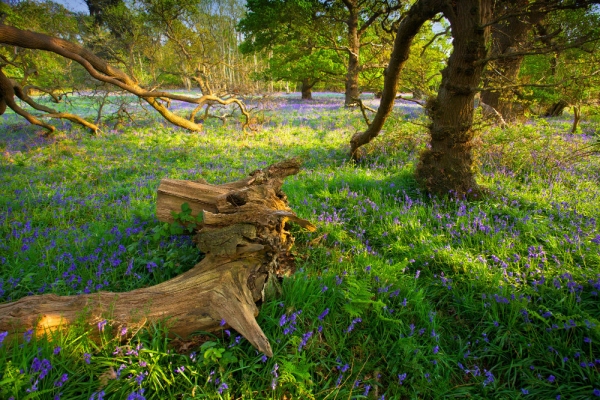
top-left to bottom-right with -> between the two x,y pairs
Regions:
0,159 -> 314,357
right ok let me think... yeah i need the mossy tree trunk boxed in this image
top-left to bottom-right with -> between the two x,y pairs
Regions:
0,160 -> 314,357
415,0 -> 493,197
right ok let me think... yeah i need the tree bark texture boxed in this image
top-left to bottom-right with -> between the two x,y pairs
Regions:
349,0 -> 445,158
0,160 -> 315,357
415,0 -> 493,197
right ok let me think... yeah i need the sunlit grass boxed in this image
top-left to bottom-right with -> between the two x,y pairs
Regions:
1,92 -> 599,399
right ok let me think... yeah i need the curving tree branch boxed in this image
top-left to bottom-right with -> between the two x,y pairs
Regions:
0,23 -> 254,133
349,0 -> 445,159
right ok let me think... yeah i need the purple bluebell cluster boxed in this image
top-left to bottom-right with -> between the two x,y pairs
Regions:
1,92 -> 600,398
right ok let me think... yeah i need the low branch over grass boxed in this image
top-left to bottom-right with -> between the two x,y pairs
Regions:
0,23 -> 254,133
350,0 -> 444,159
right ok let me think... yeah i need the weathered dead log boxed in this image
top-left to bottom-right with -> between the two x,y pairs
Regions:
0,159 -> 314,357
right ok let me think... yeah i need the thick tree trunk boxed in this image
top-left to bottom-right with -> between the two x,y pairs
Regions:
415,0 -> 493,197
0,160 -> 314,357
349,0 -> 444,159
300,78 -> 313,100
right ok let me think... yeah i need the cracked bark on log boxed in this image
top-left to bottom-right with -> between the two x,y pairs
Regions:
0,159 -> 314,357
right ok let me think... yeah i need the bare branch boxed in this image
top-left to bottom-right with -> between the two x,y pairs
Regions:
0,23 -> 254,133
420,26 -> 450,56
355,97 -> 376,125
396,95 -> 426,106
12,80 -> 99,133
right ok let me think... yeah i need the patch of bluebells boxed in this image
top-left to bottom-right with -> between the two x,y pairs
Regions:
346,318 -> 362,333
271,363 -> 279,390
54,373 -> 68,387
90,390 -> 105,400
298,331 -> 313,352
280,309 -> 302,335
398,373 -> 407,385
126,388 -> 146,400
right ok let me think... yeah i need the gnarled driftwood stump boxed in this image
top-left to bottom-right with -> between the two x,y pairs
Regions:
0,159 -> 314,356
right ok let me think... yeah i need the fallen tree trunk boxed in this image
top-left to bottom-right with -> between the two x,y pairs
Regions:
0,159 -> 314,357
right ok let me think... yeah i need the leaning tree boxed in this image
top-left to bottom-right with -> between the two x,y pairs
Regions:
0,23 -> 253,134
350,0 -> 600,197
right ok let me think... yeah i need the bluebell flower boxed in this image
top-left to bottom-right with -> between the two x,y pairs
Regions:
218,382 -> 228,394
346,318 -> 362,333
135,372 -> 145,385
398,373 -> 407,385
298,331 -> 313,352
318,308 -> 329,320
24,329 -> 33,343
363,385 -> 371,396
54,373 -> 68,387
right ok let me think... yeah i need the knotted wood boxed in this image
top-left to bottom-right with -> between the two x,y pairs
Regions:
0,159 -> 314,356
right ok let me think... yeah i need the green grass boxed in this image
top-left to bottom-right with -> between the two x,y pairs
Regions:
1,93 -> 599,399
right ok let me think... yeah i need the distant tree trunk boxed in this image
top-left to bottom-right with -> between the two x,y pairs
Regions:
544,99 -> 568,117
572,105 -> 581,133
412,88 -> 425,100
84,0 -> 123,25
301,78 -> 314,100
415,0 -> 493,197
480,1 -> 545,123
182,75 -> 192,91
345,5 -> 361,106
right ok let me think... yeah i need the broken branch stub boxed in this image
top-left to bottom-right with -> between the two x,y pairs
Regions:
0,159 -> 314,357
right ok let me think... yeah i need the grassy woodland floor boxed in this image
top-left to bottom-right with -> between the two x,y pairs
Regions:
0,92 -> 599,399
